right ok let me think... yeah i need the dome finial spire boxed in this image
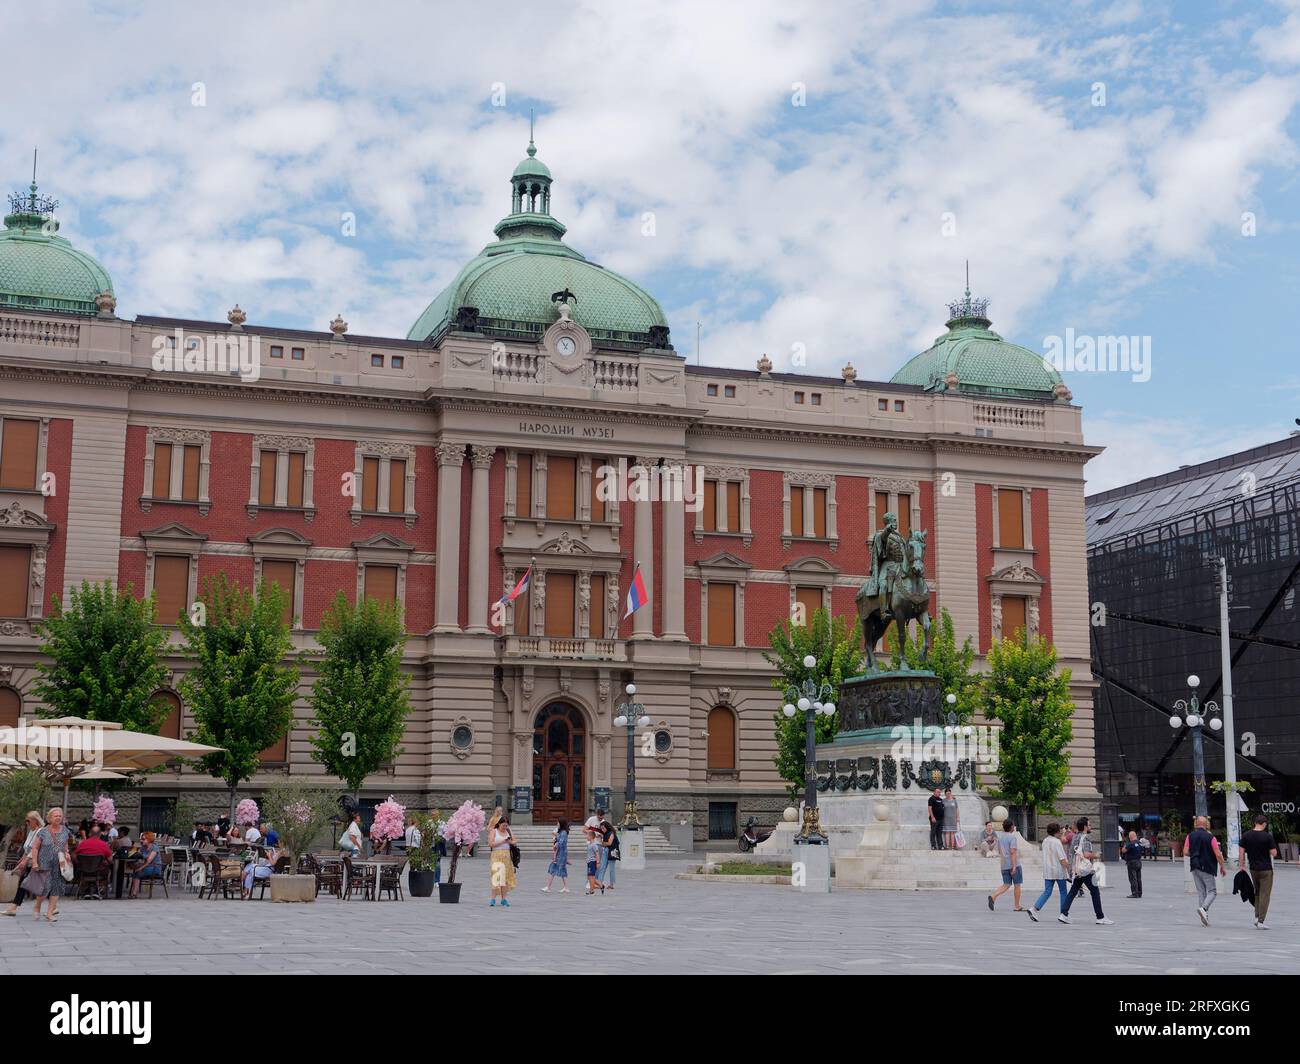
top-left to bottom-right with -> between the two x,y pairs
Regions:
527,109 -> 536,157
946,261 -> 989,326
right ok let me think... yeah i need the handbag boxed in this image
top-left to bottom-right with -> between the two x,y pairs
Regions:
508,843 -> 521,868
1092,861 -> 1106,888
58,851 -> 74,882
23,868 -> 49,896
0,868 -> 20,904
953,830 -> 966,850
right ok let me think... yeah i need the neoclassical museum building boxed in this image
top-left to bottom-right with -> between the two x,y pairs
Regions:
0,140 -> 1102,839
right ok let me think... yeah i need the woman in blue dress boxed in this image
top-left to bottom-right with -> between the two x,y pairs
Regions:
542,818 -> 569,893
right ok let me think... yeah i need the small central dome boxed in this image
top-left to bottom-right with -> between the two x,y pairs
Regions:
0,180 -> 113,316
408,134 -> 668,347
891,290 -> 1064,400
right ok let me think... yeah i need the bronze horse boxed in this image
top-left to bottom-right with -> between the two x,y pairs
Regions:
856,530 -> 932,670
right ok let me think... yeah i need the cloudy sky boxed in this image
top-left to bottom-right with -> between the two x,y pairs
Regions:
7,0 -> 1300,492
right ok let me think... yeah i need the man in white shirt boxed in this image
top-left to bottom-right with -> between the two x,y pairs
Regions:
244,825 -> 262,844
1027,821 -> 1071,922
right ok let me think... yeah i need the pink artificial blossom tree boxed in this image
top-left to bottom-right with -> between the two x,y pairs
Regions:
370,796 -> 406,853
235,798 -> 260,827
441,800 -> 485,885
92,795 -> 116,827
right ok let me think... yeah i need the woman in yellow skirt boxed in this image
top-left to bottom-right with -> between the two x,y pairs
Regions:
488,816 -> 516,906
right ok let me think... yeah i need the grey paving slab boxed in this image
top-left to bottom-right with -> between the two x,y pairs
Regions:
0,858 -> 1295,974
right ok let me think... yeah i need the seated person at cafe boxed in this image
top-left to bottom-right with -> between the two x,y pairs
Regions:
76,824 -> 113,861
191,821 -> 214,847
226,823 -> 243,843
244,823 -> 263,844
241,845 -> 279,898
127,832 -> 163,897
262,822 -> 279,847
113,825 -> 132,848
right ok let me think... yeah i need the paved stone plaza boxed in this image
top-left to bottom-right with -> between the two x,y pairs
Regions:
1,859 -> 1294,975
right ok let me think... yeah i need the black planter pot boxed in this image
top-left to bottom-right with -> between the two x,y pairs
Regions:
409,869 -> 436,898
438,882 -> 462,904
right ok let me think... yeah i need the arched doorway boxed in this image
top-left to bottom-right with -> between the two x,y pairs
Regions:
532,703 -> 588,823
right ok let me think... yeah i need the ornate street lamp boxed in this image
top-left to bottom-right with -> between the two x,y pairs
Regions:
782,654 -> 836,843
613,683 -> 650,827
1169,673 -> 1222,820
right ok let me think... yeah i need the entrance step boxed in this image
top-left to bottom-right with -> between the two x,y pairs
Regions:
505,824 -> 689,855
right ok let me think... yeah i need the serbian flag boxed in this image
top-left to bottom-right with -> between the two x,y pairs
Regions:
625,562 -> 649,618
500,565 -> 531,605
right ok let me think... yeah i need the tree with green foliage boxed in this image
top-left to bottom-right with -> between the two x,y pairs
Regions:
0,769 -> 51,839
309,592 -> 411,799
883,607 -> 980,722
763,607 -> 863,801
260,778 -> 337,862
178,573 -> 299,818
982,631 -> 1074,830
31,580 -> 169,731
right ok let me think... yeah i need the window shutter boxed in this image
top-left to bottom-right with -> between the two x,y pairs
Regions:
0,686 -> 20,729
812,488 -> 827,538
153,691 -> 182,740
0,545 -> 30,617
790,486 -> 805,537
897,494 -> 911,537
181,445 -> 201,501
152,443 -> 173,499
286,452 -> 305,507
590,574 -> 606,639
0,418 -> 39,490
388,458 -> 407,513
259,732 -> 289,764
364,564 -> 398,603
547,456 -> 577,520
259,450 -> 278,505
153,555 -> 190,625
362,457 -> 380,512
707,582 -> 736,646
545,572 -> 576,638
875,491 -> 889,529
515,587 -> 531,635
998,488 -> 1025,548
707,706 -> 736,771
516,454 -> 533,518
703,479 -> 717,531
261,559 -> 297,627
726,482 -> 741,532
795,586 -> 821,625
1001,595 -> 1027,641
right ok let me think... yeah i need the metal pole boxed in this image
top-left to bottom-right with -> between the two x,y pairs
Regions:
1218,557 -> 1239,863
625,720 -> 636,813
1191,719 -> 1207,820
803,705 -> 817,821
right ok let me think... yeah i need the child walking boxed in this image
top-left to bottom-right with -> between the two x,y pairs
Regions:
584,828 -> 604,895
542,819 -> 570,893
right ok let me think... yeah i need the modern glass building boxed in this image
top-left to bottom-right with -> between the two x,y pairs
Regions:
1086,433 -> 1300,838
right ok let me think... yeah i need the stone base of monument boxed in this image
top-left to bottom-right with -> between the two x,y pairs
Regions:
791,839 -> 832,893
620,826 -> 647,870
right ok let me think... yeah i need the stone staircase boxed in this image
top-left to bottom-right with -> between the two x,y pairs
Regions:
838,847 -> 1026,890
505,824 -> 690,856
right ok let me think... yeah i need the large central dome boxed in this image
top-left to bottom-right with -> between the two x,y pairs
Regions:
407,136 -> 667,346
0,181 -> 113,316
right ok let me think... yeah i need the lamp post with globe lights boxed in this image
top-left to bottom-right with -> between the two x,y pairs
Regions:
1169,674 -> 1221,820
613,683 -> 650,828
782,654 -> 836,843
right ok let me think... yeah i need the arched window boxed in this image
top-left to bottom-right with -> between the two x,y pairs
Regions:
707,706 -> 736,772
152,690 -> 181,740
0,686 -> 20,729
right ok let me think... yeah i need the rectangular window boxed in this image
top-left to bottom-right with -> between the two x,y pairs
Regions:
794,392 -> 805,404
364,564 -> 398,604
707,383 -> 718,396
362,457 -> 380,512
726,481 -> 741,532
291,347 -> 305,360
388,458 -> 407,514
515,587 -> 530,636
998,488 -> 1025,548
707,583 -> 736,647
392,355 -> 404,369
894,399 -> 905,412
544,572 -> 575,638
261,559 -> 297,628
259,450 -> 278,506
702,479 -> 717,532
0,418 -> 39,490
546,456 -> 577,520
1001,595 -> 1027,641
875,491 -> 890,529
877,398 -> 888,411
152,442 -> 173,499
795,585 -> 821,625
181,445 -> 201,501
153,555 -> 190,626
812,488 -> 827,538
371,354 -> 384,367
590,573 -> 606,639
723,385 -> 735,398
811,393 -> 822,406
270,345 -> 283,359
286,452 -> 305,508
897,494 -> 911,537
516,453 -> 533,518
258,732 -> 288,764
0,544 -> 30,616
790,486 -> 805,537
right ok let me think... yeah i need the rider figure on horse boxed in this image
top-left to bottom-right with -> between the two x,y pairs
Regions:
864,512 -> 907,621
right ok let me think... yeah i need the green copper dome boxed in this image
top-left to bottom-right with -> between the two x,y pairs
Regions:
891,292 -> 1064,400
0,182 -> 113,316
408,138 -> 668,346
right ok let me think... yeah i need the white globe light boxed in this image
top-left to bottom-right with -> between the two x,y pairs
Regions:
613,715 -> 628,728
824,702 -> 835,715
946,693 -> 957,705
1186,714 -> 1200,728
962,725 -> 973,736
797,697 -> 811,712
1187,674 -> 1200,689
1209,717 -> 1223,731
812,701 -> 823,713
802,655 -> 817,669
637,715 -> 650,728
944,726 -> 954,736
782,703 -> 796,718
1169,715 -> 1182,728
625,683 -> 636,696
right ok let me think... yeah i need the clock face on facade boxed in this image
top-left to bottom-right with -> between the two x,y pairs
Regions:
555,335 -> 577,358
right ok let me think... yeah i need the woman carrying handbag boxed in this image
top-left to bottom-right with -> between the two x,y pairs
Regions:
1,811 -> 44,917
26,807 -> 72,923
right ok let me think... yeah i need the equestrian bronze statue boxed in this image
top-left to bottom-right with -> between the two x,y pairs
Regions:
855,512 -> 932,670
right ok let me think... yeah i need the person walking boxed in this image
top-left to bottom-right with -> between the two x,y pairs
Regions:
1,811 -> 43,917
584,828 -> 604,895
488,815 -> 516,907
987,819 -> 1023,911
542,819 -> 570,893
1122,830 -> 1144,898
942,788 -> 961,850
1059,816 -> 1113,925
928,787 -> 945,851
1027,821 -> 1071,922
1186,815 -> 1227,926
1238,813 -> 1277,930
26,807 -> 72,923
598,819 -> 620,890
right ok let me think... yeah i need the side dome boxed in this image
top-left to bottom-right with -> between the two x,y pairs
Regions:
891,292 -> 1065,400
0,182 -> 113,316
408,135 -> 669,347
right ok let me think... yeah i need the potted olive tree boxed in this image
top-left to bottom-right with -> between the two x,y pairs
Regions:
407,810 -> 442,898
261,779 -> 335,902
439,800 -> 485,904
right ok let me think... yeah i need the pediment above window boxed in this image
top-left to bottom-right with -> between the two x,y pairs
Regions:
140,522 -> 209,545
248,527 -> 314,548
783,555 -> 840,576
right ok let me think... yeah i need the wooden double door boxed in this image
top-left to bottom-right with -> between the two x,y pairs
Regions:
532,703 -> 588,824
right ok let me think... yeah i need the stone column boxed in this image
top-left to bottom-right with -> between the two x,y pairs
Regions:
661,460 -> 686,640
466,445 -> 496,633
434,442 -> 465,632
631,456 -> 656,640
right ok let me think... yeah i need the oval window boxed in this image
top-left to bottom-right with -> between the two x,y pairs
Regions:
654,730 -> 672,754
452,725 -> 474,750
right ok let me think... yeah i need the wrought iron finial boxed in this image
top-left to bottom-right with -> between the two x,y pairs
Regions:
528,109 -> 536,157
